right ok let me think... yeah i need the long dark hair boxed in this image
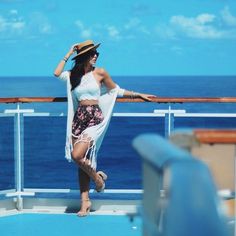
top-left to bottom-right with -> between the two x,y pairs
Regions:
70,52 -> 91,91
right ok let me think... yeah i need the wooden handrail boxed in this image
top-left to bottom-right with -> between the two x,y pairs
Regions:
194,129 -> 236,144
0,96 -> 236,104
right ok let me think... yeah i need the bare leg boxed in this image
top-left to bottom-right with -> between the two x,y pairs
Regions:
79,168 -> 90,199
77,168 -> 91,216
71,140 -> 91,216
71,139 -> 107,216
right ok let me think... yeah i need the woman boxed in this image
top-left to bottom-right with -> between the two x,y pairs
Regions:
54,40 -> 154,217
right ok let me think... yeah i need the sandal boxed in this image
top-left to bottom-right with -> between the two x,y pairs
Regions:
77,199 -> 92,217
95,171 -> 108,192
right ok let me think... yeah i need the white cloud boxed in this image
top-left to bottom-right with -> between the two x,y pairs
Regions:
75,20 -> 121,40
139,25 -> 151,35
125,18 -> 141,30
29,12 -> 53,35
10,9 -> 18,15
157,6 -> 236,40
40,23 -> 51,34
195,14 -> 215,24
0,14 -> 25,33
75,7 -> 236,42
81,29 -> 92,38
75,20 -> 83,29
221,6 -> 236,26
0,16 -> 7,31
0,10 -> 55,41
74,17 -> 152,41
124,17 -> 150,36
107,26 -> 120,39
11,21 -> 25,30
170,14 -> 224,39
171,46 -> 183,55
75,20 -> 92,39
155,24 -> 176,39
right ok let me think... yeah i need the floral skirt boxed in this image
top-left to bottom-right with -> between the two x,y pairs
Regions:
72,104 -> 104,137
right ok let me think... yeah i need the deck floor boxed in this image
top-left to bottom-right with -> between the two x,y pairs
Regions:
0,213 -> 142,236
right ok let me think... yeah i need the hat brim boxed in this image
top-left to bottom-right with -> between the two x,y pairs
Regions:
71,43 -> 100,60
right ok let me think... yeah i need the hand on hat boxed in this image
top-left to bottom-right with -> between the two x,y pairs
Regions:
68,43 -> 80,57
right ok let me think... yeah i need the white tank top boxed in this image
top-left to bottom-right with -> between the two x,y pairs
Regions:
72,71 -> 100,101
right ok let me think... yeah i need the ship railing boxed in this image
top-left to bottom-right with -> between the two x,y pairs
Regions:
0,96 -> 235,213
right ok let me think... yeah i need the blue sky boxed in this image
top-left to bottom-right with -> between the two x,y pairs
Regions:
0,0 -> 236,76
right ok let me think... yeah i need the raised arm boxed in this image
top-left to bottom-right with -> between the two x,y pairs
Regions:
53,44 -> 78,77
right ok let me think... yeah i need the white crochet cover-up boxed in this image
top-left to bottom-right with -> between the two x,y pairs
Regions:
58,70 -> 124,169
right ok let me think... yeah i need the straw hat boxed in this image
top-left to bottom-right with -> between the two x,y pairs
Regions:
71,40 -> 100,60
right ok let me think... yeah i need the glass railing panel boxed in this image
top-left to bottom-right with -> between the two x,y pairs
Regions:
23,115 -> 165,191
0,116 -> 14,191
23,115 -> 78,189
96,116 -> 165,190
174,117 -> 236,130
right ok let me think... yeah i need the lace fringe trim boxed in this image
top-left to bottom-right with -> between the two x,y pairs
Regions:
72,132 -> 97,169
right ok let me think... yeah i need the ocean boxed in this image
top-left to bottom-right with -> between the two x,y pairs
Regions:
0,76 -> 236,194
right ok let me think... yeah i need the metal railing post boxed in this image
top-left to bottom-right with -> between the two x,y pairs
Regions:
164,104 -> 174,137
14,103 -> 24,210
4,104 -> 34,210
2,106 -> 34,208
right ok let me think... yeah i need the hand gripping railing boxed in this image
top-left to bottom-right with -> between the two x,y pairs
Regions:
133,133 -> 230,236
